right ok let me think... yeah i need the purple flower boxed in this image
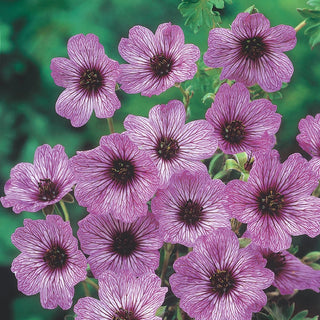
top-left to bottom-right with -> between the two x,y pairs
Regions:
51,33 -> 120,127
170,228 -> 274,320
118,22 -> 200,96
205,82 -> 281,155
11,215 -> 87,310
124,100 -> 217,187
74,270 -> 167,320
1,144 -> 75,214
77,212 -> 162,278
254,245 -> 320,295
225,150 -> 320,252
297,113 -> 320,178
151,170 -> 229,247
71,133 -> 159,222
203,13 -> 296,92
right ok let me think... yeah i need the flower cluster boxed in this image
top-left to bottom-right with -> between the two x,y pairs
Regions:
2,8 -> 320,320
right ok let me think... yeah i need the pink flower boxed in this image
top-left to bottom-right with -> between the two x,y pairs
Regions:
297,113 -> 320,178
203,13 -> 296,92
74,271 -> 167,320
124,100 -> 217,187
205,82 -> 281,155
77,212 -> 162,278
170,228 -> 274,320
1,144 -> 75,213
225,150 -> 320,252
151,170 -> 229,247
118,22 -> 200,96
51,33 -> 120,127
11,215 -> 87,310
71,133 -> 159,222
254,245 -> 320,295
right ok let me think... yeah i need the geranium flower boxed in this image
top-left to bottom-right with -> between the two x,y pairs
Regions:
74,270 -> 167,320
205,82 -> 281,155
225,150 -> 320,252
1,144 -> 75,214
71,133 -> 159,222
118,22 -> 200,96
124,100 -> 217,187
51,33 -> 120,127
297,113 -> 320,178
11,215 -> 87,310
77,212 -> 162,278
253,245 -> 320,295
203,13 -> 296,92
170,228 -> 274,320
151,170 -> 229,247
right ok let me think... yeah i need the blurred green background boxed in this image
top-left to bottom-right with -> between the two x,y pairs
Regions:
1,0 -> 320,319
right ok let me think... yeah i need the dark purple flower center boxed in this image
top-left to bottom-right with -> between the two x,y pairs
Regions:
150,53 -> 172,77
38,178 -> 58,201
43,245 -> 68,269
80,68 -> 103,92
113,308 -> 138,320
110,159 -> 135,185
112,230 -> 137,257
156,137 -> 180,160
178,199 -> 203,226
265,252 -> 286,275
210,269 -> 235,296
259,190 -> 284,217
241,37 -> 266,61
221,120 -> 246,144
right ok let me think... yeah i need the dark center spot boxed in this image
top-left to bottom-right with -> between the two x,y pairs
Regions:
80,69 -> 103,92
241,37 -> 266,61
113,308 -> 138,320
38,178 -> 58,201
43,245 -> 67,269
150,53 -> 172,77
110,159 -> 135,185
221,120 -> 246,144
259,190 -> 284,217
178,199 -> 203,226
156,137 -> 180,160
265,252 -> 286,275
112,230 -> 137,257
210,269 -> 235,296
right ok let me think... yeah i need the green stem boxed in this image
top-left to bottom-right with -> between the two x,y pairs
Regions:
295,20 -> 307,32
59,200 -> 70,222
107,117 -> 115,134
175,83 -> 192,112
160,243 -> 174,286
54,204 -> 63,216
85,278 -> 99,291
82,281 -> 90,297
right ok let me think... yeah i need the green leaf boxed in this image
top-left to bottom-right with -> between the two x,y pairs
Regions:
208,152 -> 225,177
307,0 -> 320,9
244,5 -> 259,14
309,262 -> 320,270
178,0 -> 228,33
304,19 -> 320,48
292,311 -> 309,320
297,8 -> 320,19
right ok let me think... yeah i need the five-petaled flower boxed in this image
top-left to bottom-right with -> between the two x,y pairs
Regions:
51,33 -> 121,127
225,150 -> 320,252
124,100 -> 217,187
118,22 -> 200,96
170,228 -> 274,320
77,212 -> 162,278
11,215 -> 87,310
71,133 -> 159,222
74,270 -> 167,320
1,144 -> 75,214
203,13 -> 296,92
205,82 -> 281,155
